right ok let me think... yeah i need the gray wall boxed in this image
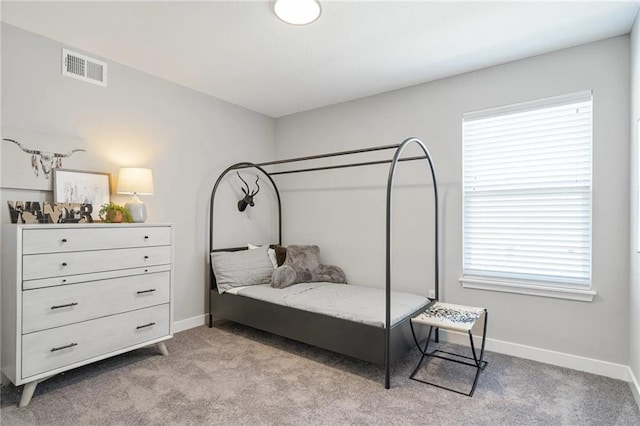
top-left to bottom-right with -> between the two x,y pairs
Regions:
0,24 -> 277,324
275,36 -> 631,365
629,13 -> 640,395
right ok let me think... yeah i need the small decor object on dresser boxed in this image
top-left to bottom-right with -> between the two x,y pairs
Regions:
98,202 -> 133,223
43,202 -> 94,223
117,167 -> 154,223
8,202 -> 94,224
53,169 -> 111,222
6,201 -> 47,224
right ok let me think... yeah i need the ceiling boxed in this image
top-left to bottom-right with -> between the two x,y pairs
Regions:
2,1 -> 639,118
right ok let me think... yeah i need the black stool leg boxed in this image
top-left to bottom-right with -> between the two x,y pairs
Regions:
467,309 -> 488,397
410,320 -> 434,379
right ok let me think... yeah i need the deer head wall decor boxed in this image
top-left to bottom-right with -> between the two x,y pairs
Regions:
2,138 -> 86,179
237,172 -> 260,212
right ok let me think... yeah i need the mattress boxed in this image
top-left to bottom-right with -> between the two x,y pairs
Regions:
231,282 -> 430,328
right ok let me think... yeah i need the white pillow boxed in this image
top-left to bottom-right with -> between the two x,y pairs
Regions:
211,245 -> 273,294
248,243 -> 278,269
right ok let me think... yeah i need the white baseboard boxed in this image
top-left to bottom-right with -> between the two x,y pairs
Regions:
439,330 -> 630,382
173,314 -> 207,333
630,367 -> 640,409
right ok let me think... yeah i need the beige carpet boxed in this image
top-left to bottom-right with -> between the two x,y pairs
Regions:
2,322 -> 639,425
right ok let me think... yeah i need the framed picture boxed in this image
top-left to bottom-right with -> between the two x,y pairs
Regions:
53,169 -> 111,221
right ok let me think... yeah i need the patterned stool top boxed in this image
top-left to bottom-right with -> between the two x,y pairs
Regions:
412,302 -> 485,332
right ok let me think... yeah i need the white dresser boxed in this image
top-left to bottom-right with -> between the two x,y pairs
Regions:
1,223 -> 173,407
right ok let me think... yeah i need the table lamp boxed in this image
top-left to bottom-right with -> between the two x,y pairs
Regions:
117,167 -> 154,223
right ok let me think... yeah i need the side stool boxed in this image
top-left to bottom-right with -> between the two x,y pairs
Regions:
409,302 -> 488,396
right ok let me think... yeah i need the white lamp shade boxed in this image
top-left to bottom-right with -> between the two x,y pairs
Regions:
117,168 -> 154,195
274,0 -> 321,25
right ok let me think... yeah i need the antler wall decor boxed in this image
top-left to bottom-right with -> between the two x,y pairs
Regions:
2,138 -> 86,179
237,172 -> 260,212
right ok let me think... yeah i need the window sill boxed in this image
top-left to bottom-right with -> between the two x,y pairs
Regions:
459,276 -> 596,302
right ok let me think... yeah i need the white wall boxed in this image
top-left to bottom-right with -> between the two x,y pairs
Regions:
629,13 -> 640,401
275,36 -> 631,366
0,24 -> 277,325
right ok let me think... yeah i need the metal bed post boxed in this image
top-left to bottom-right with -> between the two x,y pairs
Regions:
384,137 -> 439,389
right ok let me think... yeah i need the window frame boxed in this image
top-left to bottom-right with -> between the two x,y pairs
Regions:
460,91 -> 596,302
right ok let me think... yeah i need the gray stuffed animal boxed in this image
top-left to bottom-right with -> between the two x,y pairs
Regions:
271,245 -> 347,288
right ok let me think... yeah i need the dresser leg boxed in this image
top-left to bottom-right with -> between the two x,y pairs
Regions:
157,341 -> 169,356
19,381 -> 38,408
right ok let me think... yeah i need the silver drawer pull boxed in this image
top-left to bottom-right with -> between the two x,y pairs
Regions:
136,322 -> 156,330
51,342 -> 77,352
137,289 -> 156,295
61,262 -> 68,267
51,302 -> 78,310
61,238 -> 68,243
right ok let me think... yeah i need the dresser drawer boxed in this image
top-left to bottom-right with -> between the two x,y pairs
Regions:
22,246 -> 171,280
22,304 -> 169,379
22,271 -> 171,334
22,226 -> 171,254
23,264 -> 171,290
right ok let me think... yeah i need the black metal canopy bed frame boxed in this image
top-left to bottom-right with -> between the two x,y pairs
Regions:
208,137 -> 439,388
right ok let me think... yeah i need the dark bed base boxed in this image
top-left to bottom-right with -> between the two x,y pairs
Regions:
210,290 -> 428,367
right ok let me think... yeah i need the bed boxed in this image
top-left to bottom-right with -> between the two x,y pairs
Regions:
208,138 -> 439,388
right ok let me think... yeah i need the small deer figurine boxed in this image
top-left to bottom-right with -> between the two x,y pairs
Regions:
237,172 -> 260,212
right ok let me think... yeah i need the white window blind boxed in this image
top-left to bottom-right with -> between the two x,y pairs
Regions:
462,90 -> 592,288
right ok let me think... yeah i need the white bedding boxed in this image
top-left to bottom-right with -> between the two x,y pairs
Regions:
232,282 -> 430,328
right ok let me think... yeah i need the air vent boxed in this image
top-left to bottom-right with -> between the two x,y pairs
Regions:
62,48 -> 107,87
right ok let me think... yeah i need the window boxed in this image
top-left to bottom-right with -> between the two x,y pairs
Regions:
461,91 -> 595,301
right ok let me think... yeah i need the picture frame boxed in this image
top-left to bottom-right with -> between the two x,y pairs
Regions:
53,169 -> 111,222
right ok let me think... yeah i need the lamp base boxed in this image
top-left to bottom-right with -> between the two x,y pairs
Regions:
125,195 -> 147,223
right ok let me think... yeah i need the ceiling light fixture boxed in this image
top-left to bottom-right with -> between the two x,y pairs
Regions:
274,0 -> 321,26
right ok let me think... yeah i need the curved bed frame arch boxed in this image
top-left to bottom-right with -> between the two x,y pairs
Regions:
208,137 -> 438,389
209,161 -> 283,251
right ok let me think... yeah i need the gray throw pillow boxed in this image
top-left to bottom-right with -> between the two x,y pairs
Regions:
271,245 -> 347,289
211,245 -> 273,294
